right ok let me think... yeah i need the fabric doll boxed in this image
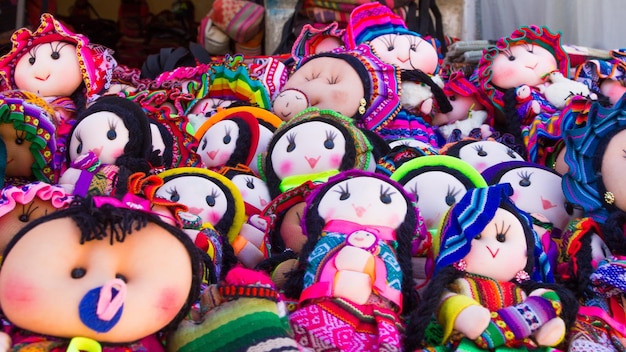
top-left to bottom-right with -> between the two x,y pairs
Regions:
218,164 -> 273,268
574,48 -> 626,108
475,25 -> 594,163
194,108 -> 261,171
243,106 -> 284,176
0,90 -> 57,186
147,110 -> 200,170
432,71 -> 495,141
404,183 -> 578,351
166,266 -> 299,352
0,181 -> 72,259
344,2 -> 452,136
271,44 -> 402,140
290,22 -> 346,62
0,13 -> 117,173
154,167 -> 245,271
283,170 -> 420,351
439,137 -> 525,174
259,107 -> 374,199
182,55 -> 272,133
0,194 -> 208,351
57,95 -> 156,197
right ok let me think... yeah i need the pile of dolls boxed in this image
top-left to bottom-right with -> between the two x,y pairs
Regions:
0,4 -> 624,351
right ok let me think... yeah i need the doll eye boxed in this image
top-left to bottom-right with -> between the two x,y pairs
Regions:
335,183 -> 350,201
286,132 -> 296,153
494,221 -> 510,243
324,130 -> 336,149
474,234 -> 482,240
445,185 -> 460,206
306,72 -> 321,81
71,268 -> 87,279
507,148 -> 518,159
166,187 -> 180,202
18,203 -> 38,222
517,170 -> 532,187
50,42 -> 67,60
15,130 -> 26,145
327,75 -> 339,85
206,189 -> 219,207
449,96 -> 456,101
223,126 -> 232,144
106,119 -> 118,140
409,36 -> 422,52
473,144 -> 487,157
76,135 -> 83,154
115,273 -> 128,283
379,185 -> 394,204
380,35 -> 395,51
201,137 -> 207,150
522,43 -> 535,53
245,176 -> 255,189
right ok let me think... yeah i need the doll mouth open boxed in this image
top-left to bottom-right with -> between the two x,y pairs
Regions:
486,246 -> 500,258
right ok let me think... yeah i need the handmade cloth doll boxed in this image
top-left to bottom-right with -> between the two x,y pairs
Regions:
218,164 -> 273,268
284,170 -> 420,351
440,137 -> 525,174
290,22 -> 346,61
0,182 -> 72,259
271,44 -> 402,138
0,90 -> 57,186
259,107 -> 374,199
574,48 -> 626,107
432,71 -> 495,141
404,183 -> 578,351
58,95 -> 155,197
166,266 -> 299,352
0,194 -> 208,351
194,108 -> 261,171
0,13 -> 117,173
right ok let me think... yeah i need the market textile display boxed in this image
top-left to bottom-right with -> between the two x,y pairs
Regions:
0,4 -> 624,351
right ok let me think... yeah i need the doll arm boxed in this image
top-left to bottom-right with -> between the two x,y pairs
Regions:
0,331 -> 9,352
232,215 -> 269,268
437,290 -> 491,342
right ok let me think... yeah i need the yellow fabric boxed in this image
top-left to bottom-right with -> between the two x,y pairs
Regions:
437,292 -> 482,343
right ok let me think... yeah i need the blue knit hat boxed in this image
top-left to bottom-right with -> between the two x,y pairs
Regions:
435,183 -> 554,282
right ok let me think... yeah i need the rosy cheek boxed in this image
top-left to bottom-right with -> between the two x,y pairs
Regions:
278,160 -> 292,176
509,190 -> 519,203
329,154 -> 342,169
218,153 -> 232,165
319,207 -> 335,221
386,214 -> 402,228
155,286 -> 185,321
0,274 -> 38,308
112,147 -> 125,159
208,211 -> 222,225
473,162 -> 487,173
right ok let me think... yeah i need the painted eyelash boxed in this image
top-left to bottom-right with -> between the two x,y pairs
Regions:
517,170 -> 533,182
446,185 -> 460,199
325,130 -> 337,141
286,132 -> 296,145
494,220 -> 511,239
622,149 -> 626,158
19,202 -> 39,222
209,188 -> 220,199
334,183 -> 350,200
107,117 -> 118,130
327,75 -> 339,84
522,42 -> 534,53
507,148 -> 518,158
380,34 -> 396,49
306,72 -> 321,81
409,36 -> 422,51
165,186 -> 178,195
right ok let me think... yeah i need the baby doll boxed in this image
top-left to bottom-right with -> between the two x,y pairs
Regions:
0,90 -> 57,186
404,183 -> 578,351
0,194 -> 207,350
259,107 -> 374,199
284,170 -> 420,351
58,96 -> 155,197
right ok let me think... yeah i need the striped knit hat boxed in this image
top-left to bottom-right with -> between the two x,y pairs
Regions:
435,183 -> 553,282
345,2 -> 414,48
562,96 -> 626,224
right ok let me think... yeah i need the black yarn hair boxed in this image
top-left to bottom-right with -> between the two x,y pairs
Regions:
502,87 -> 527,156
149,119 -> 174,169
282,173 -> 418,315
401,69 -> 452,114
224,117 -> 255,167
264,116 -> 359,199
557,230 -> 595,301
404,196 -> 574,350
160,172 -> 237,239
1,195 -> 210,334
359,127 -> 391,163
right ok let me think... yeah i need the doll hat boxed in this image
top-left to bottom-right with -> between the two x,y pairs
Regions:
443,71 -> 495,123
291,22 -> 346,60
295,44 -> 402,133
0,90 -> 57,183
562,96 -> 626,224
476,25 -> 570,113
345,2 -> 414,48
0,13 -> 117,100
435,183 -> 553,282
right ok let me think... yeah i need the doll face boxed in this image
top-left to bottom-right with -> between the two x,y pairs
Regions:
601,129 -> 626,212
369,34 -> 438,73
69,111 -> 130,165
197,119 -> 240,169
494,165 -> 570,232
0,217 -> 193,342
401,170 -> 470,231
317,176 -> 408,229
188,98 -> 236,124
280,201 -> 307,254
490,43 -> 557,89
432,94 -> 483,126
599,79 -> 626,106
230,174 -> 271,211
0,197 -> 61,255
455,140 -> 522,174
0,123 -> 35,177
272,57 -> 365,121
156,175 -> 229,226
464,207 -> 528,282
270,121 -> 347,179
251,123 -> 275,174
14,41 -> 83,97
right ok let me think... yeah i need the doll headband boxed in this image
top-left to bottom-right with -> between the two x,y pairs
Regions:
0,181 -> 72,218
0,13 -> 117,100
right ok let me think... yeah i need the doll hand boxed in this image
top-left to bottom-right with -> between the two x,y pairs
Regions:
420,98 -> 434,115
247,214 -> 268,233
533,317 -> 566,346
531,100 -> 541,114
454,304 -> 491,339
0,332 -> 10,352
58,167 -> 82,194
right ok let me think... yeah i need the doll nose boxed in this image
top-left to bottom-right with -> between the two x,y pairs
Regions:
96,278 -> 127,321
